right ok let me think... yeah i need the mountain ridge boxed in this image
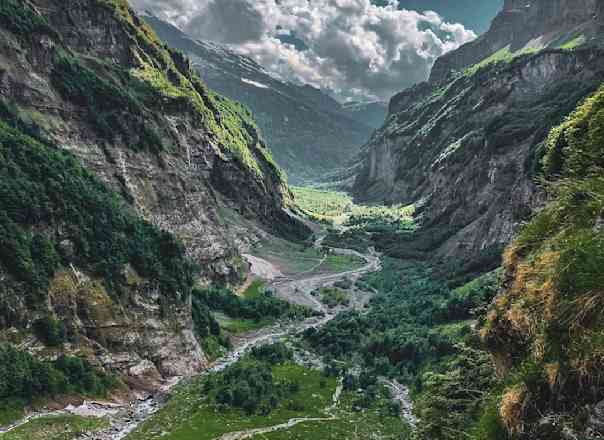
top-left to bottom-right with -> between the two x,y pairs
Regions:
142,13 -> 386,183
351,0 -> 604,267
0,0 -> 308,390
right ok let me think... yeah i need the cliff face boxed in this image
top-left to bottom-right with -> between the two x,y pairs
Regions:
351,0 -> 604,266
0,0 -> 307,387
430,0 -> 601,83
354,48 -> 604,264
143,14 -> 381,184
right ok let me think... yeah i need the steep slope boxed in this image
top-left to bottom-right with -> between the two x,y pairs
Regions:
142,13 -> 380,183
0,0 -> 307,387
481,84 -> 604,439
352,0 -> 604,267
431,0 -> 604,83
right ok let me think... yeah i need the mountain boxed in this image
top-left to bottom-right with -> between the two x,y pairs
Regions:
431,0 -> 604,83
351,0 -> 604,268
0,0 -> 307,389
349,0 -> 604,436
341,101 -> 388,132
142,13 -> 383,184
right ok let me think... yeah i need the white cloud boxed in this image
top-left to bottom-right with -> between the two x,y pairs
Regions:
130,0 -> 476,100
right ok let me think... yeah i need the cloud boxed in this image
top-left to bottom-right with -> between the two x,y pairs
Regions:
130,0 -> 476,100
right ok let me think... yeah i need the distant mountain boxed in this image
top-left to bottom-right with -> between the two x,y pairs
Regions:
341,101 -> 388,131
143,13 -> 384,184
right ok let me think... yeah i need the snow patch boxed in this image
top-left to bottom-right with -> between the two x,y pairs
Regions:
242,78 -> 269,89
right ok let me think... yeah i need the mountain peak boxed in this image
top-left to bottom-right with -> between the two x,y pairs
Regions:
430,0 -> 601,82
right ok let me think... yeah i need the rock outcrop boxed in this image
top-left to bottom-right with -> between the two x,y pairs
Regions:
0,0 -> 307,386
430,0 -> 602,83
351,0 -> 604,267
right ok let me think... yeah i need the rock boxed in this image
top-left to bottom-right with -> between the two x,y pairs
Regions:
430,0 -> 601,83
588,400 -> 604,434
352,45 -> 604,265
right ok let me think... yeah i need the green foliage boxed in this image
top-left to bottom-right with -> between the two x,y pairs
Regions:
0,345 -> 115,402
205,350 -> 298,415
33,317 -> 66,347
1,414 -> 110,440
0,117 -> 196,305
472,398 -> 509,440
304,259 -> 503,439
315,287 -> 350,308
51,55 -> 163,152
305,260 -> 500,377
249,343 -> 293,365
544,84 -> 604,178
0,0 -> 53,38
193,286 -> 312,323
414,344 -> 499,440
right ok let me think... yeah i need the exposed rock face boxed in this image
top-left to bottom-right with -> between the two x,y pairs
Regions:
0,0 -> 308,384
353,48 -> 604,263
351,0 -> 604,265
143,13 -> 382,184
430,0 -> 601,83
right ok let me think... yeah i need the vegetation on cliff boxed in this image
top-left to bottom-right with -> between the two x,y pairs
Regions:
0,113 -> 196,307
481,84 -> 604,437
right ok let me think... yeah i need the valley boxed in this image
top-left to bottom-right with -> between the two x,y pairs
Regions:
0,1 -> 603,439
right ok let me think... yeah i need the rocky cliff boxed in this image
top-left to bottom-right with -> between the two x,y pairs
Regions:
143,13 -> 381,184
431,0 -> 603,83
0,0 -> 307,388
352,0 -> 604,267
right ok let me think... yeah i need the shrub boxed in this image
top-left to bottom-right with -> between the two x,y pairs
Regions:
33,317 -> 66,347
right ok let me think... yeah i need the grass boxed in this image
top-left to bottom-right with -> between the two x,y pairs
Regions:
464,44 -> 539,76
253,236 -> 363,276
0,399 -> 25,426
242,280 -> 266,299
1,415 -> 109,440
291,187 -> 353,224
479,84 -> 604,435
213,312 -> 273,334
262,391 -> 410,440
292,186 -> 415,229
126,364 -> 337,440
558,34 -> 587,50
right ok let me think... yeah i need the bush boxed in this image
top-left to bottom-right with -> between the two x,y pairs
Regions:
0,345 -> 115,400
210,359 -> 296,415
193,286 -> 311,322
33,317 -> 66,347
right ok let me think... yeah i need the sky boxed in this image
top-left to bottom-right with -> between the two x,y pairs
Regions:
131,0 -> 503,101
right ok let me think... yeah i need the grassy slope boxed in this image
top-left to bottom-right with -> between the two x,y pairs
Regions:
2,415 -> 109,440
127,364 -> 336,440
481,85 -> 604,436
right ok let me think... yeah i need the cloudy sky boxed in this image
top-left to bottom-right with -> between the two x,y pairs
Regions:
131,0 -> 502,101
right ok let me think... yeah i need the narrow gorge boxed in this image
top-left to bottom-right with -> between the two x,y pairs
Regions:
0,1 -> 603,440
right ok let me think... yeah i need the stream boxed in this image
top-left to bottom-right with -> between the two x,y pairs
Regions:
0,234 -> 414,439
